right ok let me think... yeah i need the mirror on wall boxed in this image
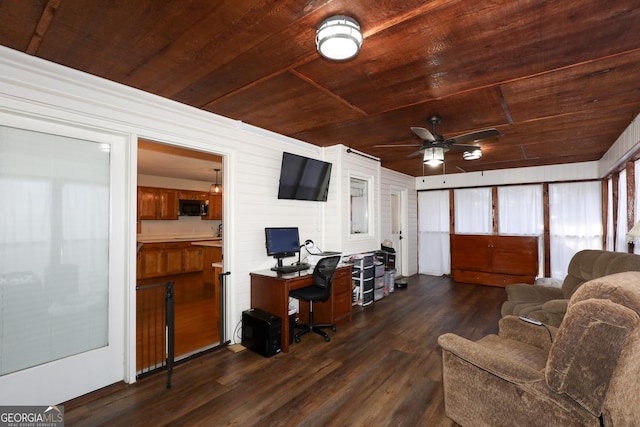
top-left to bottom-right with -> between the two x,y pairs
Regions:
350,176 -> 369,235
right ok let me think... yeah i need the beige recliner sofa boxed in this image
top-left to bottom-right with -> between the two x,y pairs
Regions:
439,271 -> 640,426
501,249 -> 640,326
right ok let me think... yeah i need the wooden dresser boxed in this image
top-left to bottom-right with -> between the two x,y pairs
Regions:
451,234 -> 538,287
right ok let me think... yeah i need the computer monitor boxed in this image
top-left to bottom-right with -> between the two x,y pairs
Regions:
265,227 -> 300,269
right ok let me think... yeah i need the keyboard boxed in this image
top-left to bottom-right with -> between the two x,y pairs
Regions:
271,263 -> 310,273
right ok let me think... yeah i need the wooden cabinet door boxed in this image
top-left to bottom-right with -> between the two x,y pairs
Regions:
183,247 -> 203,272
164,248 -> 183,275
137,187 -> 158,219
207,194 -> 222,220
210,246 -> 222,263
451,234 -> 491,270
490,235 -> 538,276
158,189 -> 178,219
178,190 -> 208,201
140,249 -> 165,278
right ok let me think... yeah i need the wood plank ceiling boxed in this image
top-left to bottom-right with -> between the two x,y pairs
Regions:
1,0 -> 639,177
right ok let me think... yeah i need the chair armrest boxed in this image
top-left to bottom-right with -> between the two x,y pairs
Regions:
438,333 -> 544,384
505,283 -> 564,302
498,315 -> 556,352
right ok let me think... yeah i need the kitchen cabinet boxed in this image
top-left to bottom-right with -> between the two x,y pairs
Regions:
183,246 -> 204,272
139,243 -> 182,278
178,190 -> 208,201
450,234 -> 538,287
207,193 -> 222,220
137,241 -> 222,279
137,186 -> 178,220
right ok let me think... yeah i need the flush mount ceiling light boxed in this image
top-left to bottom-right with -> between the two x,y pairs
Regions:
462,148 -> 482,160
316,15 -> 363,61
423,147 -> 445,167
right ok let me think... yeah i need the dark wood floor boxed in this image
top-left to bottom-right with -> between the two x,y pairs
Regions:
64,274 -> 506,426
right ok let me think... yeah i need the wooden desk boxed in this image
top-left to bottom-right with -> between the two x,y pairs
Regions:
250,265 -> 353,353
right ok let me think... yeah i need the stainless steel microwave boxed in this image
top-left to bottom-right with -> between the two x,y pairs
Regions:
178,199 -> 207,216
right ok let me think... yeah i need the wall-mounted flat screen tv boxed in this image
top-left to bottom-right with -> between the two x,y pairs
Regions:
277,152 -> 332,202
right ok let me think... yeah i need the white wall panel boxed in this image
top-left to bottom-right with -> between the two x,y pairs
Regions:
416,161 -> 599,190
600,113 -> 640,177
0,47 -> 330,401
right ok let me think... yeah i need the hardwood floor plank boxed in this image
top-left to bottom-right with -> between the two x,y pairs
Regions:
64,274 -> 505,426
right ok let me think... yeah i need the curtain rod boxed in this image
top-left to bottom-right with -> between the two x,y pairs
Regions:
346,147 -> 381,162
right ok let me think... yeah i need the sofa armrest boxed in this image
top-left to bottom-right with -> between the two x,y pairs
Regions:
498,315 -> 556,352
438,333 -> 544,384
505,283 -> 564,302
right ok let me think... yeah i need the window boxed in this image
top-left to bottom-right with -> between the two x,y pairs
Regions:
350,175 -> 371,236
454,187 -> 492,234
418,190 -> 450,275
549,181 -> 602,278
498,185 -> 544,276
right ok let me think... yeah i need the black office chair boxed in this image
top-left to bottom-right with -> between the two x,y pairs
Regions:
289,255 -> 341,343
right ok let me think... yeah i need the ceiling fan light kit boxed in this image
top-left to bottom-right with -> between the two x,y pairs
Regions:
316,15 -> 363,61
423,147 -> 445,166
462,148 -> 482,160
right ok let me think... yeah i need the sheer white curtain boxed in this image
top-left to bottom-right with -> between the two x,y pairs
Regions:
606,178 -> 614,251
418,190 -> 450,275
549,181 -> 603,279
454,187 -> 492,234
498,185 -> 544,276
616,170 -> 628,252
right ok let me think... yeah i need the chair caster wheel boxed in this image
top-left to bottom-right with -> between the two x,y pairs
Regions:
324,335 -> 331,342
295,336 -> 301,343
331,326 -> 336,332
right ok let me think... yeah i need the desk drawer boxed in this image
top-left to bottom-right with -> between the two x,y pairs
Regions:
333,268 -> 352,294
334,291 -> 352,324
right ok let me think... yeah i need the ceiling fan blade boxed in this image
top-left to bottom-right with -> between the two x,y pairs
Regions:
374,143 -> 422,148
411,127 -> 436,141
449,128 -> 501,144
447,143 -> 480,152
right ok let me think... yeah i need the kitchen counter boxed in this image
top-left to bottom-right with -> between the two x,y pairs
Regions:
137,235 -> 221,244
191,241 -> 223,248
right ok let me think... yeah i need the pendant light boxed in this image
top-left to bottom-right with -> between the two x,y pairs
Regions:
210,168 -> 222,194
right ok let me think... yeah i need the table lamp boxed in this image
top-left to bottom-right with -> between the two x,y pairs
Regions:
625,221 -> 640,254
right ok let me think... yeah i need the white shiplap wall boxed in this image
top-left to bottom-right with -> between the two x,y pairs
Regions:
600,113 -> 640,176
416,161 -> 600,190
0,46 -> 417,403
324,145 -> 382,255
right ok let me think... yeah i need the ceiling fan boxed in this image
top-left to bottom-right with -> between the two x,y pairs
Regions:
377,116 -> 501,166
